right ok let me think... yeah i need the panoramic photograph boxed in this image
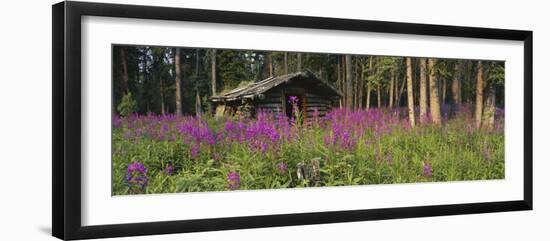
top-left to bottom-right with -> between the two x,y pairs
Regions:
112,45 -> 505,195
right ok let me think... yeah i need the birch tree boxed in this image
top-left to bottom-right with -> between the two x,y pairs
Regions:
174,48 -> 183,116
428,58 -> 442,125
345,55 -> 353,108
475,61 -> 484,128
406,57 -> 415,127
419,58 -> 428,122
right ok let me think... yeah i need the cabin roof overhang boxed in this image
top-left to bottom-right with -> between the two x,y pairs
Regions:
210,70 -> 342,103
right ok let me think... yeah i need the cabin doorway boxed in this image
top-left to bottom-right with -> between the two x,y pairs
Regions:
285,94 -> 305,121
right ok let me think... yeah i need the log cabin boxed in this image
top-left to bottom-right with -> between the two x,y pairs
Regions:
210,70 -> 342,119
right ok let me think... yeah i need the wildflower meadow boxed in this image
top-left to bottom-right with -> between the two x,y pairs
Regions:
113,105 -> 504,195
112,45 -> 505,195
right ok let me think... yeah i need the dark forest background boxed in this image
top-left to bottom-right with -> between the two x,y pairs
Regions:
113,45 -> 504,125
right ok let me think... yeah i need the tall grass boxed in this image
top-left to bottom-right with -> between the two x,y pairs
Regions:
113,105 -> 504,195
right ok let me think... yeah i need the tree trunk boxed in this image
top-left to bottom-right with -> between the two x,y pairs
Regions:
374,57 -> 381,108
389,72 -> 394,108
406,57 -> 415,127
195,90 -> 202,116
441,78 -> 447,105
142,48 -> 150,113
394,70 -> 399,106
366,83 -> 371,111
120,48 -> 130,93
451,62 -> 461,105
152,48 -> 166,115
451,61 -> 462,114
211,49 -> 217,96
265,52 -> 273,78
160,76 -> 165,115
337,57 -> 342,108
366,56 -> 374,111
354,62 -> 360,109
269,54 -> 273,77
377,85 -> 381,108
284,52 -> 288,74
428,58 -> 442,125
358,62 -> 364,109
297,53 -> 302,71
482,67 -> 496,128
419,58 -> 428,121
345,55 -> 353,108
195,49 -> 200,75
465,61 -> 472,104
341,56 -> 346,107
475,61 -> 484,128
175,48 -> 183,116
397,71 -> 406,107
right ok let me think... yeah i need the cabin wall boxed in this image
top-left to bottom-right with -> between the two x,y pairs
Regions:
257,93 -> 285,115
214,77 -> 340,119
256,90 -> 334,118
213,100 -> 256,118
304,93 -> 332,118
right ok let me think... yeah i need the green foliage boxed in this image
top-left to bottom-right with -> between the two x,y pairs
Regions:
112,111 -> 504,195
218,50 -> 254,91
487,62 -> 505,86
367,56 -> 401,88
112,44 -> 506,116
117,92 -> 137,117
433,59 -> 454,79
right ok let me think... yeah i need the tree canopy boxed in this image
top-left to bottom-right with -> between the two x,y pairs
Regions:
113,44 -> 505,127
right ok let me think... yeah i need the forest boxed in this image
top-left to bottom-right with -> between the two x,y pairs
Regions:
113,45 -> 505,195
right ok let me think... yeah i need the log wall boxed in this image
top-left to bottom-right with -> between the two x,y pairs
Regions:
304,93 -> 332,118
256,92 -> 333,118
257,94 -> 285,115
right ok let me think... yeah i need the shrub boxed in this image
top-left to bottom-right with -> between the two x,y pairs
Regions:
117,92 -> 137,117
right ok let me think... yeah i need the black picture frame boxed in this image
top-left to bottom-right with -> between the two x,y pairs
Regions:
52,1 -> 533,240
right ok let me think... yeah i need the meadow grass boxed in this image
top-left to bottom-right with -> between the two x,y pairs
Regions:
113,105 -> 504,195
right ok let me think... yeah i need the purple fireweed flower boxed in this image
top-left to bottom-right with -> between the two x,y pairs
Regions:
224,120 -> 234,132
244,118 -> 280,153
126,162 -> 148,193
225,120 -> 247,143
175,117 -> 216,157
312,107 -> 320,118
277,162 -> 287,175
135,128 -> 143,138
191,144 -> 200,158
161,123 -> 169,133
227,171 -> 241,190
288,96 -> 301,120
164,163 -> 174,176
113,115 -> 122,128
340,131 -> 355,150
312,107 -> 320,124
288,96 -> 299,105
423,162 -> 432,178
